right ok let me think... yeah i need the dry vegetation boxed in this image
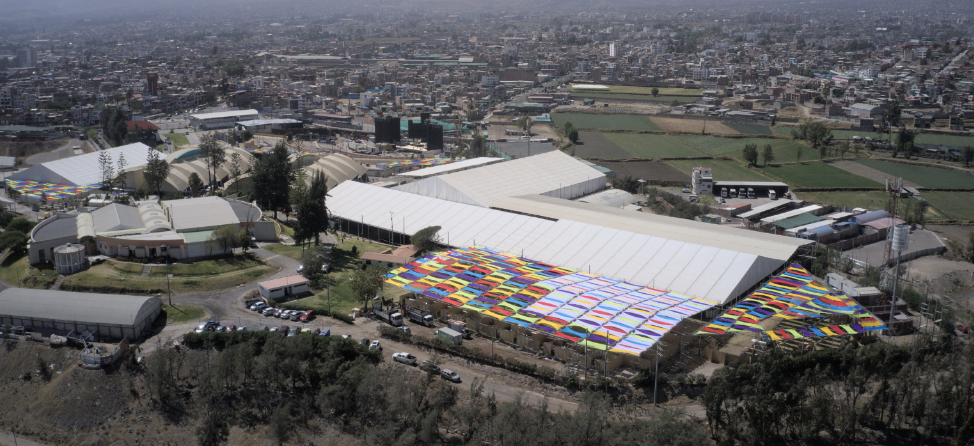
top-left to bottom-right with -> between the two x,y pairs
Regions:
650,117 -> 739,135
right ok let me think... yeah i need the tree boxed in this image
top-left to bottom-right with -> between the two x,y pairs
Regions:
411,226 -> 442,253
819,143 -> 829,160
143,149 -> 171,198
962,146 -> 974,167
897,128 -> 917,159
98,151 -> 115,191
195,409 -> 229,446
0,231 -> 28,254
188,172 -> 203,197
611,175 -> 640,194
742,143 -> 759,166
267,403 -> 292,446
838,142 -> 850,159
198,133 -> 226,191
227,152 -> 243,193
761,144 -> 775,165
207,225 -> 242,255
299,247 -> 329,284
251,141 -> 296,219
296,170 -> 331,246
515,115 -> 531,137
6,217 -> 34,233
670,99 -> 681,107
465,109 -> 478,121
349,266 -> 385,311
651,87 -> 660,97
563,121 -> 579,144
796,144 -> 804,163
468,134 -> 488,158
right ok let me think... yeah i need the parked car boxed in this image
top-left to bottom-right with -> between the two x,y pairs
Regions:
440,369 -> 461,383
341,334 -> 352,340
392,352 -> 416,365
236,326 -> 247,331
280,326 -> 291,336
290,312 -> 303,322
419,360 -> 440,374
250,303 -> 267,311
226,324 -> 236,331
262,307 -> 276,316
216,326 -> 227,332
360,338 -> 370,346
300,311 -> 315,322
958,323 -> 969,334
397,326 -> 411,335
681,188 -> 691,193
269,327 -> 279,332
369,340 -> 382,351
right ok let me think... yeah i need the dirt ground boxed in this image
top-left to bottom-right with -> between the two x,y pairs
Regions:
928,224 -> 974,245
574,131 -> 631,159
650,117 -> 738,135
830,160 -> 922,188
487,124 -> 559,142
844,230 -> 946,268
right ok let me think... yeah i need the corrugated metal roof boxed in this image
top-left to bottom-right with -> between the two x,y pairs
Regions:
396,157 -> 504,179
305,153 -> 367,190
92,203 -> 145,234
328,181 -> 809,304
773,213 -> 824,230
163,196 -> 239,232
738,200 -> 802,219
0,288 -> 161,326
31,214 -> 78,242
759,205 -> 823,224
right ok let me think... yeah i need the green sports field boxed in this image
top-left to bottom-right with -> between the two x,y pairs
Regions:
855,159 -> 974,189
921,191 -> 974,220
604,133 -> 703,158
551,113 -> 661,131
759,163 -> 883,188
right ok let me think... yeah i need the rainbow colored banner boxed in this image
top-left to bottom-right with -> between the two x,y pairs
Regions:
386,158 -> 453,168
5,179 -> 101,201
385,247 -> 717,355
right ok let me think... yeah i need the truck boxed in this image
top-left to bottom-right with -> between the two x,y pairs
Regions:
446,320 -> 473,339
407,309 -> 435,327
769,190 -> 777,200
436,328 -> 463,345
729,188 -> 737,198
721,188 -> 728,198
747,188 -> 755,199
374,308 -> 404,327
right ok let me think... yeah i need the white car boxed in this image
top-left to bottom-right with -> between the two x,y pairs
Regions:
341,334 -> 352,340
369,340 -> 382,351
392,352 -> 416,365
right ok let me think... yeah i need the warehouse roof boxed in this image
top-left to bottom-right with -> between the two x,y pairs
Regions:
771,213 -> 823,230
393,151 -> 606,207
738,200 -> 802,220
396,157 -> 504,179
93,203 -> 145,234
8,143 -> 153,187
0,288 -> 161,326
162,196 -> 239,232
31,214 -> 78,242
304,153 -> 367,189
760,205 -> 823,224
190,109 -> 258,120
328,181 -> 811,304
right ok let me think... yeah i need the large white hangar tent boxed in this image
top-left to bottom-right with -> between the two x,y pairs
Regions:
393,150 -> 606,207
327,181 -> 813,304
8,143 -> 154,187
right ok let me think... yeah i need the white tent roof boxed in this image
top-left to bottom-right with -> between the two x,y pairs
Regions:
329,182 -> 809,304
396,157 -> 504,179
162,196 -> 239,232
393,151 -> 606,207
9,143 -> 153,187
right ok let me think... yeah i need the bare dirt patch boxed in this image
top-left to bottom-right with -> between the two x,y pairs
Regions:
830,160 -> 922,188
650,117 -> 739,135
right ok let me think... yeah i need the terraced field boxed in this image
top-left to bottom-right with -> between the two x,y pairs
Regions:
855,159 -> 974,189
604,133 -> 703,158
551,113 -> 661,131
759,163 -> 883,188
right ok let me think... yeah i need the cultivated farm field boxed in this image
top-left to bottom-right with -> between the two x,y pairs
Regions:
598,160 -> 689,183
573,131 -> 632,159
551,113 -> 661,131
759,163 -> 883,188
723,122 -> 775,135
650,117 -> 739,134
855,159 -> 974,189
604,133 -> 703,158
665,158 -> 774,182
921,191 -> 974,220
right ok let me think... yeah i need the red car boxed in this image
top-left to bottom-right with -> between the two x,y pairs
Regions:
300,310 -> 314,322
957,323 -> 969,334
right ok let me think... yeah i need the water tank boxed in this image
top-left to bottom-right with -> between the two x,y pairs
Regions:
892,225 -> 910,252
53,244 -> 86,275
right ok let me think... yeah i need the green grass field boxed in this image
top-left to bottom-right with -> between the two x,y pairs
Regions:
569,93 -> 699,103
723,122 -> 775,135
162,304 -> 206,324
61,258 -> 275,295
163,133 -> 191,146
915,133 -> 974,147
921,191 -> 974,220
0,253 -> 59,289
759,163 -> 883,188
797,191 -> 892,211
855,159 -> 974,189
665,159 -> 774,182
570,85 -> 703,96
604,133 -> 703,158
551,113 -> 661,131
